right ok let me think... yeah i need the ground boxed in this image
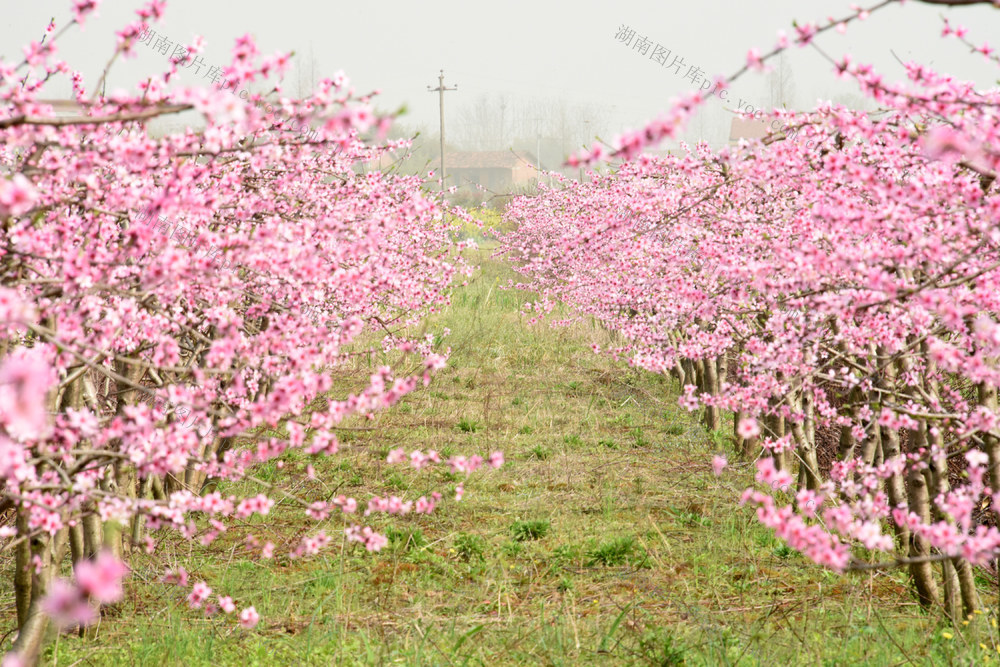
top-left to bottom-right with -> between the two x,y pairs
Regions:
8,244 -> 1000,666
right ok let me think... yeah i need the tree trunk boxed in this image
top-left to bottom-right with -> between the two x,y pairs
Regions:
734,409 -> 747,456
905,423 -> 939,610
14,509 -> 32,628
789,393 -> 820,491
877,348 -> 909,553
921,342 -> 975,619
69,522 -> 85,565
82,509 -> 102,560
12,528 -> 69,666
702,357 -> 720,431
681,359 -> 695,390
764,411 -> 786,471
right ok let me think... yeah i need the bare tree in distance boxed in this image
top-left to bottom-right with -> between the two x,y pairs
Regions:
766,52 -> 796,110
453,94 -> 611,161
295,45 -> 318,99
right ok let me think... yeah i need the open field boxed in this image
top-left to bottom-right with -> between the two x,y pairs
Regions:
3,245 -> 994,666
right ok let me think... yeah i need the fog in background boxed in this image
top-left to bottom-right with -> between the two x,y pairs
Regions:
2,1 -> 998,168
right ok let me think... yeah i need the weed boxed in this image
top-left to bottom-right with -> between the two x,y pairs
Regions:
457,417 -> 480,433
773,543 -> 797,559
708,428 -> 729,450
586,536 -> 638,566
255,460 -> 280,483
638,627 -> 687,666
529,445 -> 551,460
551,544 -> 580,565
502,541 -> 524,558
598,438 -> 619,450
631,426 -> 650,447
563,434 -> 583,446
386,527 -> 427,552
754,531 -> 779,549
511,520 -> 550,542
610,412 -> 635,427
669,506 -> 712,528
454,533 -> 486,562
384,472 -> 407,491
518,425 -> 534,435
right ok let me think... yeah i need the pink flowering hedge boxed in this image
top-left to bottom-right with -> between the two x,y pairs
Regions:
503,0 -> 1000,622
0,2 -> 502,663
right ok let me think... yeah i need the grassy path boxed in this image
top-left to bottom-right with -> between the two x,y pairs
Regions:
39,249 -> 987,665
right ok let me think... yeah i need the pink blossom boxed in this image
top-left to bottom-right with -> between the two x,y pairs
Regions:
187,581 -> 212,609
712,455 -> 728,477
163,567 -> 189,587
0,10 -> 482,641
72,0 -> 101,24
74,551 -> 128,604
0,175 -> 38,217
0,348 -> 54,441
746,48 -> 764,72
0,288 -> 32,325
737,418 -> 760,440
41,578 -> 96,628
923,126 -> 977,164
1,652 -> 25,667
239,606 -> 260,629
678,384 -> 699,411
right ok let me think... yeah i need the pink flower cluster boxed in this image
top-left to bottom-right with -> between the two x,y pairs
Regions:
163,568 -> 258,628
0,0 -> 487,643
503,2 -> 1000,586
345,525 -> 389,552
41,552 -> 128,629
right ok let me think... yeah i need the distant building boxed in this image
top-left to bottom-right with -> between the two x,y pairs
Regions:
2,100 -> 88,171
33,99 -> 87,119
443,151 -> 537,192
729,117 -> 773,144
359,148 -> 406,174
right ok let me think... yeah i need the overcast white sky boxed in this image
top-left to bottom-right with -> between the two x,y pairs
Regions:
2,1 -> 998,152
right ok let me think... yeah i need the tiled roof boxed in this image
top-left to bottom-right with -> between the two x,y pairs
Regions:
729,117 -> 772,141
445,151 -> 535,169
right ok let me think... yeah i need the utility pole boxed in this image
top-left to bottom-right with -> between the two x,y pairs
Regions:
534,116 -> 543,190
536,133 -> 541,187
427,69 -> 457,192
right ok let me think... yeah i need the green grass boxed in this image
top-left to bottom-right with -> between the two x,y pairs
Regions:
15,243 -> 1000,665
457,416 -> 481,433
585,536 -> 640,567
528,445 -> 551,461
510,519 -> 550,542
